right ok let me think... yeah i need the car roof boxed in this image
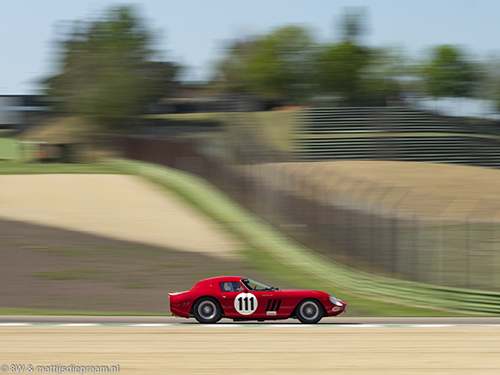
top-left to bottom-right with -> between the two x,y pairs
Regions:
197,276 -> 246,284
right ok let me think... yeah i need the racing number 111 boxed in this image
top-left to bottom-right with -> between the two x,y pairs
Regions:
238,296 -> 254,311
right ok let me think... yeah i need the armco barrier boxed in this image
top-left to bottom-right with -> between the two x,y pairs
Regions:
109,158 -> 500,314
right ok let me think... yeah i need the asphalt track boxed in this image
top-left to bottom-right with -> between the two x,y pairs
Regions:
2,319 -> 500,374
1,315 -> 500,325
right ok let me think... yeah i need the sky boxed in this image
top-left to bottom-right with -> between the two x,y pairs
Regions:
1,0 -> 500,95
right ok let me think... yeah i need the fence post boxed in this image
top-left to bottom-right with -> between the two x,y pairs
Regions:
465,218 -> 470,289
391,214 -> 397,275
438,217 -> 443,286
413,214 -> 419,282
495,220 -> 499,291
370,203 -> 375,272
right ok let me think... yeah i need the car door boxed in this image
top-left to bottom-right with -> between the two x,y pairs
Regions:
219,281 -> 258,318
235,288 -> 281,319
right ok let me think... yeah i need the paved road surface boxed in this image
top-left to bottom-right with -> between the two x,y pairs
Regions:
2,315 -> 500,325
2,324 -> 500,374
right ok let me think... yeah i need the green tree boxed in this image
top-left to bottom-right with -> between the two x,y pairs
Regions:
213,26 -> 316,104
44,6 -> 180,132
316,41 -> 370,105
422,45 -> 478,99
316,8 -> 391,106
245,26 -> 316,103
212,39 -> 254,94
358,46 -> 413,106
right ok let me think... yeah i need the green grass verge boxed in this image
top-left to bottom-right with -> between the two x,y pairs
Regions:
135,170 -> 440,315
242,247 -> 469,317
0,308 -> 169,316
109,158 -> 481,316
0,161 -> 122,175
0,157 -> 483,316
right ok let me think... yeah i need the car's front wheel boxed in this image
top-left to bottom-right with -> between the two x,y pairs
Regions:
193,297 -> 222,324
296,299 -> 323,324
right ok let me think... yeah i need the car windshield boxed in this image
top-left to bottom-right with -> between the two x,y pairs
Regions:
241,278 -> 275,291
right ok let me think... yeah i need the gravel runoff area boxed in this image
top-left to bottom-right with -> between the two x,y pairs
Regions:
0,174 -> 240,259
0,174 -> 301,313
1,325 -> 500,374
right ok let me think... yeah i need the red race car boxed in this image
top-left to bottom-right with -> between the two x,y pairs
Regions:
169,276 -> 346,324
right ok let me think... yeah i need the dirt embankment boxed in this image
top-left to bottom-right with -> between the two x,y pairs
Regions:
0,174 -> 240,258
0,174 -> 290,313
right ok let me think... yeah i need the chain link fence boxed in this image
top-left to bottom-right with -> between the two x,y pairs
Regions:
119,117 -> 500,292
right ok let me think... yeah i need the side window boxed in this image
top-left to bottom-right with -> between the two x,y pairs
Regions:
219,281 -> 245,292
219,282 -> 231,292
231,282 -> 244,292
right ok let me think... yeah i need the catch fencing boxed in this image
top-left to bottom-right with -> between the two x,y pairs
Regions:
119,109 -> 500,293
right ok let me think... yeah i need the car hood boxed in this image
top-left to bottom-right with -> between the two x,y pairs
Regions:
279,289 -> 346,303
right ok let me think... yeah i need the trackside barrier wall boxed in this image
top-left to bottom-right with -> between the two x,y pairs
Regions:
109,158 -> 500,314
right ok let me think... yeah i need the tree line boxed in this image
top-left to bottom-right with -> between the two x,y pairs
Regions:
44,5 -> 500,132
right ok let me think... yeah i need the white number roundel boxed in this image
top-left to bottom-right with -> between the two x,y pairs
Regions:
234,292 -> 258,315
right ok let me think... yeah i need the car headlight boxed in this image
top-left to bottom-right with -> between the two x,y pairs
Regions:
329,296 -> 343,306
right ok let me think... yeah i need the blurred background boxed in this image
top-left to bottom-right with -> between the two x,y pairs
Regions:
2,1 -> 500,316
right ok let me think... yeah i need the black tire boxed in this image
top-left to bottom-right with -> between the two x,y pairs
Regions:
296,299 -> 323,324
193,297 -> 222,324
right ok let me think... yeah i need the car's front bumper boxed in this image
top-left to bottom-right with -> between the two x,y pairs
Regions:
325,300 -> 347,316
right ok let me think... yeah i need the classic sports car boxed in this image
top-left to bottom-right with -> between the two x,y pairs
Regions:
169,276 -> 346,324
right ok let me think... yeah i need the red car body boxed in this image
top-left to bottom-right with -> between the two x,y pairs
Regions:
169,276 -> 347,324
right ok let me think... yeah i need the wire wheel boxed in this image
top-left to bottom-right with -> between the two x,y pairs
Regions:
193,297 -> 222,324
199,300 -> 216,319
297,299 -> 323,324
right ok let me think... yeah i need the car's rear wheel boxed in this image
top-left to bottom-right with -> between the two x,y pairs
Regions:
296,299 -> 323,324
193,297 -> 222,324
